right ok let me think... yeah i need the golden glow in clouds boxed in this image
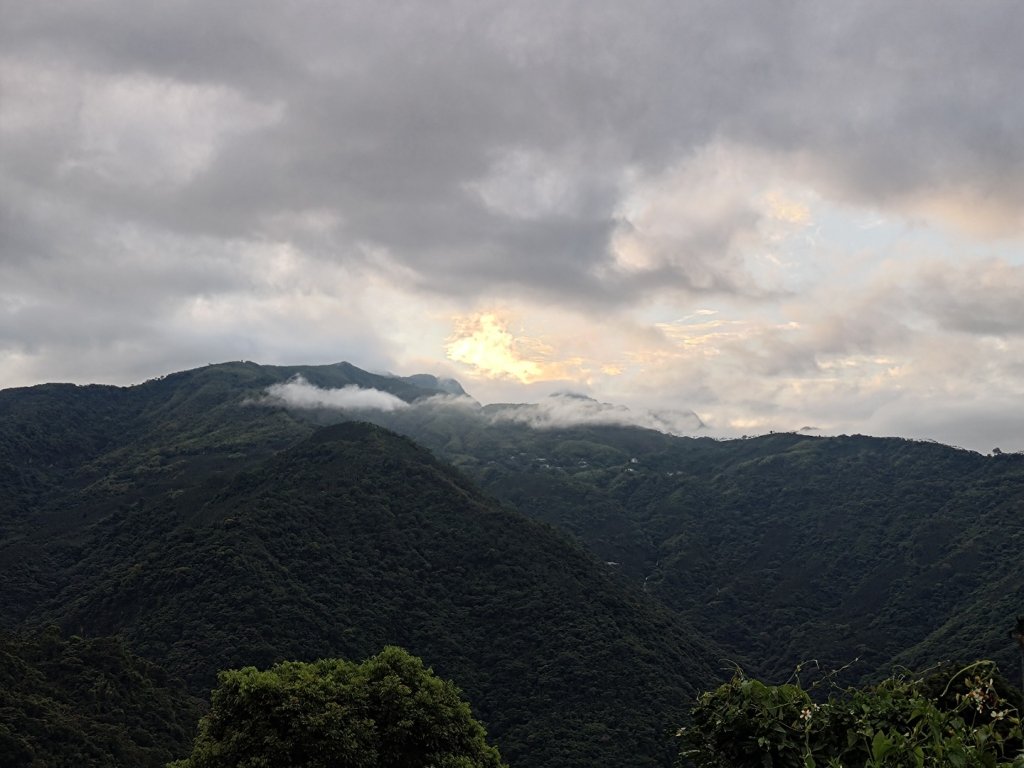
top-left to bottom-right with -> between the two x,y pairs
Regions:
446,311 -> 585,383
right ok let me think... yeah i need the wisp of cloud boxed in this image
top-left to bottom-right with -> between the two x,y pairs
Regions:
265,375 -> 410,412
485,393 -> 704,434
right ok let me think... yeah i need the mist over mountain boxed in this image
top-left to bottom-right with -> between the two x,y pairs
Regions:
264,373 -> 706,435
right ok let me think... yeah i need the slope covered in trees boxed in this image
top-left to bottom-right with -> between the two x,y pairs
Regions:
363,409 -> 1024,682
0,627 -> 202,767
0,362 -> 455,624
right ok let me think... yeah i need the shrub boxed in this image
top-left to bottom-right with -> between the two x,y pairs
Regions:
679,661 -> 1024,767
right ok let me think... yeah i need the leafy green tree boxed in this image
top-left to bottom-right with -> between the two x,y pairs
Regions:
679,662 -> 1024,767
169,647 -> 505,768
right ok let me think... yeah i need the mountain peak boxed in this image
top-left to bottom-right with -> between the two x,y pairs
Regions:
398,373 -> 467,397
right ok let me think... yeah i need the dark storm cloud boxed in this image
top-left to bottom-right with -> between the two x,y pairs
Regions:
5,0 -> 1021,309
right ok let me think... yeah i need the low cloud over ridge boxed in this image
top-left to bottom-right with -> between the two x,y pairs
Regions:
264,377 -> 702,436
485,393 -> 704,434
265,376 -> 410,412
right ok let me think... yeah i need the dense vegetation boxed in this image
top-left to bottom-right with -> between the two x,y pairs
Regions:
3,360 -> 1024,766
0,627 -> 202,767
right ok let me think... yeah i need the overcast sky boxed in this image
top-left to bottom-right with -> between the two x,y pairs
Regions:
3,1 -> 1023,452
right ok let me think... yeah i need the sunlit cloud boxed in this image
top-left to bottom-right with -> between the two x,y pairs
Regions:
607,143 -> 822,296
445,311 -> 584,384
902,186 -> 1024,239
609,143 -> 766,289
761,190 -> 812,226
655,317 -> 757,351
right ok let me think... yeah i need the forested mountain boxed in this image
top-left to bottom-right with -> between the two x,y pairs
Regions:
2,360 -> 1022,766
0,369 -> 720,768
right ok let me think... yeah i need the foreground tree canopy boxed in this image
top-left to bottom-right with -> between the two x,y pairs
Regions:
169,646 -> 505,768
679,661 -> 1024,768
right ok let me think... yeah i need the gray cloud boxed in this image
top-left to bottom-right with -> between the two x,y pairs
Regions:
909,259 -> 1024,336
5,1 -> 1021,309
863,393 -> 1024,454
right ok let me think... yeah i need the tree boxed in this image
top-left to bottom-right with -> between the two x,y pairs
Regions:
1011,616 -> 1024,708
168,647 -> 505,768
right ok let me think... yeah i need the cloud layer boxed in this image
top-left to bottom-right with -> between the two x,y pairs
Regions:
2,1 -> 1023,452
264,377 -> 703,436
486,394 -> 704,434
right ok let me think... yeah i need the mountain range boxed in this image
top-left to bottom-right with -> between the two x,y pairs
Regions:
2,360 -> 1022,767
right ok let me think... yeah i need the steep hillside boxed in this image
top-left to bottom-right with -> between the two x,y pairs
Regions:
0,362 -> 450,623
364,414 -> 1024,682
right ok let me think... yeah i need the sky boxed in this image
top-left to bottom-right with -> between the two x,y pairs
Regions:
2,1 -> 1024,453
